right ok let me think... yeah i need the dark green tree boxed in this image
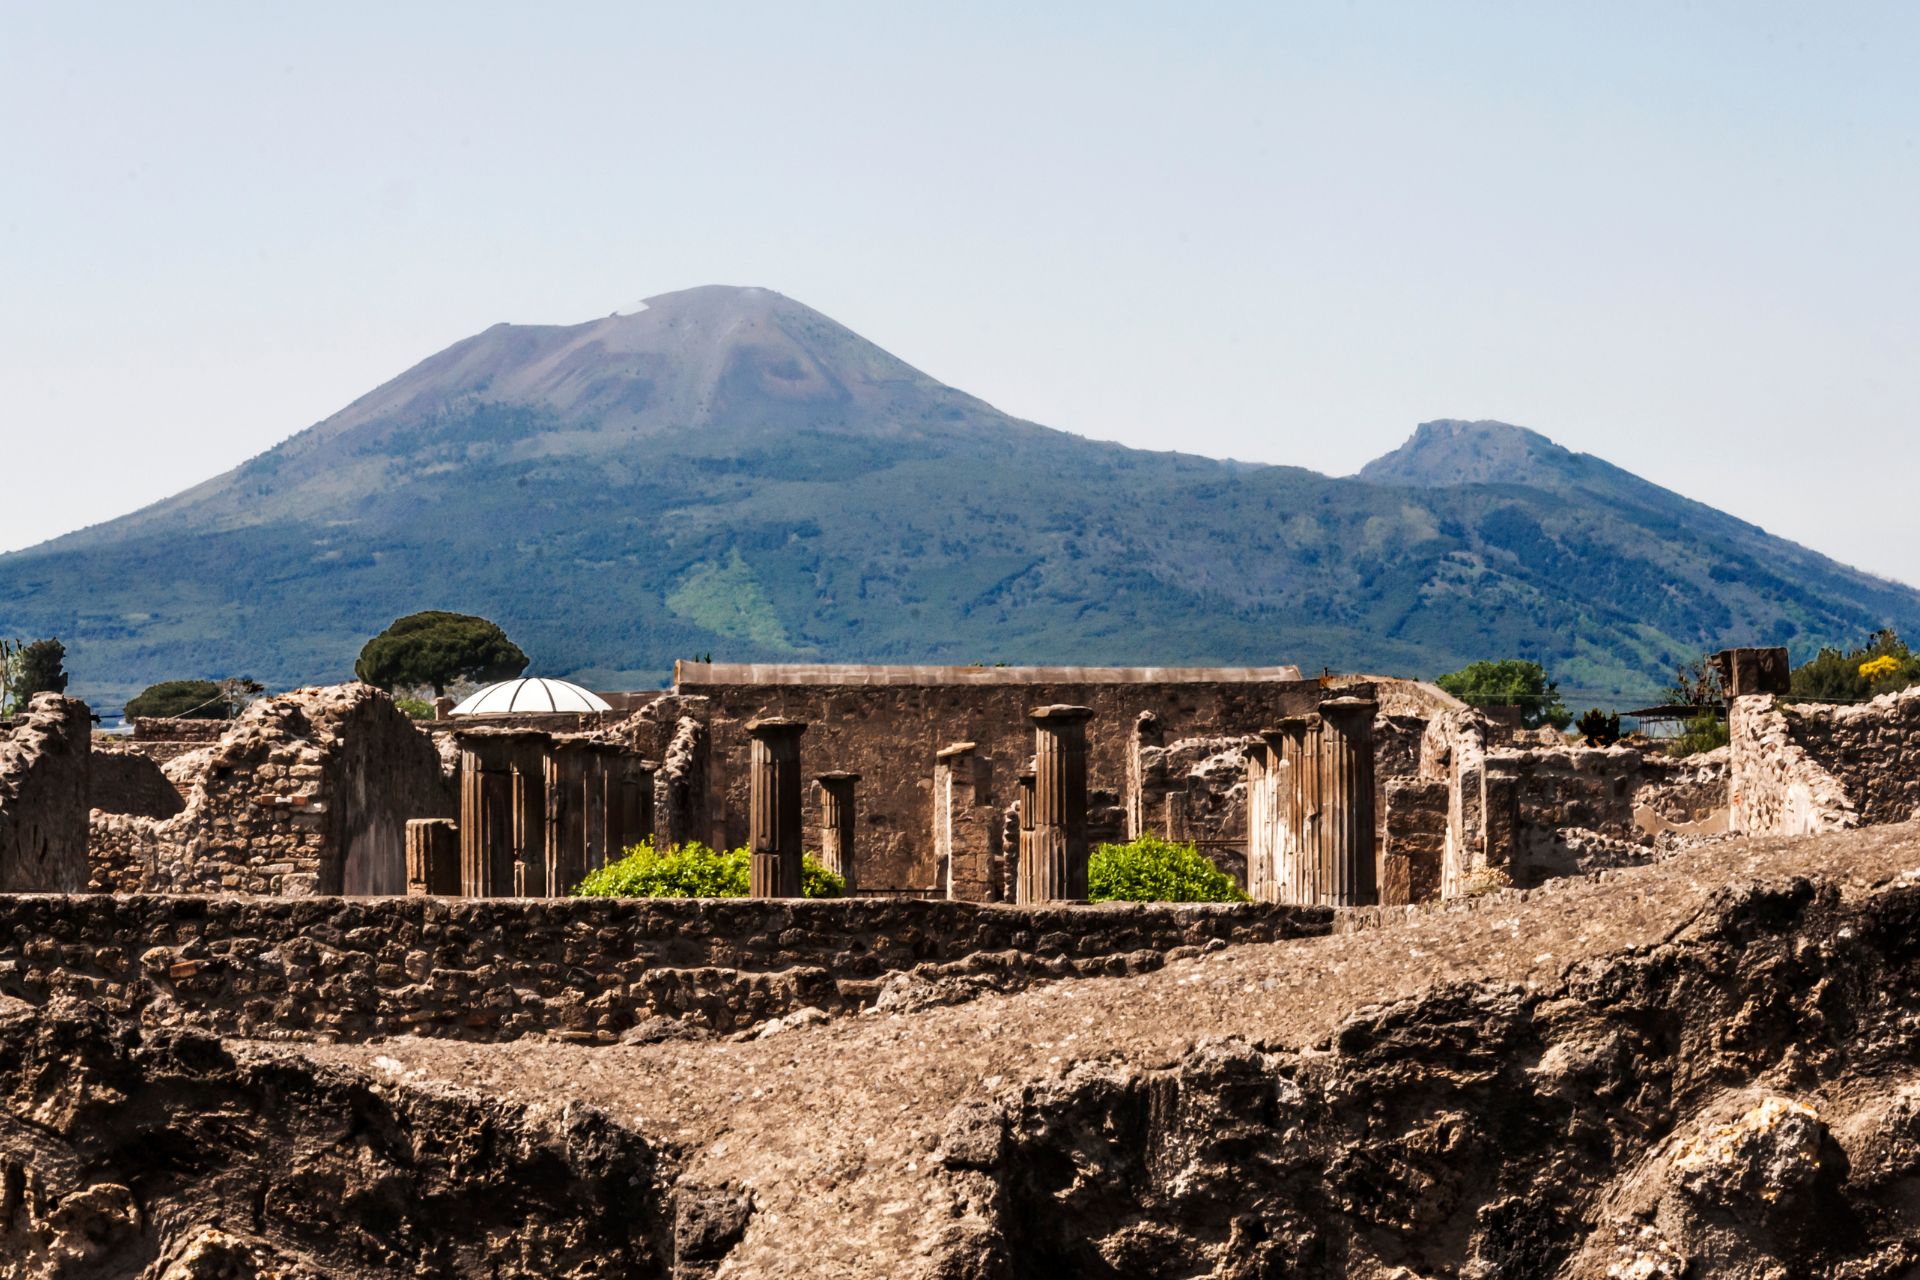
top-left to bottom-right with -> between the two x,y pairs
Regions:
9,638 -> 67,711
125,679 -> 229,720
1435,658 -> 1571,729
354,611 -> 528,697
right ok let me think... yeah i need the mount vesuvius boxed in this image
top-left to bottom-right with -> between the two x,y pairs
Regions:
5,285 -> 1916,711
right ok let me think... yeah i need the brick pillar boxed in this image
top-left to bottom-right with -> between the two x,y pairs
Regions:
747,717 -> 806,898
936,743 -> 996,901
817,772 -> 860,892
1022,706 -> 1093,903
406,818 -> 460,895
1317,697 -> 1378,907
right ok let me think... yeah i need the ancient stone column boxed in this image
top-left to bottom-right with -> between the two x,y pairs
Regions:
456,736 -> 515,896
1268,717 -> 1312,905
747,717 -> 807,898
1014,768 -> 1036,900
816,772 -> 860,893
1022,706 -> 1093,903
510,736 -> 548,897
406,818 -> 460,895
936,743 -> 997,901
1244,735 -> 1278,903
1316,697 -> 1378,907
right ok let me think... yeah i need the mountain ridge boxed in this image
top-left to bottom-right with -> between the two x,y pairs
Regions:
5,286 -> 1916,711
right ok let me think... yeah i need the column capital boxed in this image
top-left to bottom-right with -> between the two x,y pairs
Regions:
1030,704 -> 1094,725
816,770 -> 862,783
745,715 -> 808,738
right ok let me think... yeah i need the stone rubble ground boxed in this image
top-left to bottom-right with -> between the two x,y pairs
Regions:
295,822 -> 1920,1278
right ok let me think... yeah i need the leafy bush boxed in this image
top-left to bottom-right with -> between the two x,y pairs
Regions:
394,696 -> 435,720
1668,709 -> 1729,758
1088,835 -> 1248,903
573,838 -> 845,898
1791,629 -> 1920,701
1435,659 -> 1572,729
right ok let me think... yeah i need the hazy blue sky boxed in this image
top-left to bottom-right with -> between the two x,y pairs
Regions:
5,3 -> 1917,583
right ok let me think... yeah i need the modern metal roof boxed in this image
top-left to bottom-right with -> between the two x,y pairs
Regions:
449,678 -> 613,716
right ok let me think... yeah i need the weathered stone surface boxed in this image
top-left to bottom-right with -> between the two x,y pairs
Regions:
0,694 -> 90,892
0,894 -> 1328,1040
91,685 -> 451,896
0,1004 -> 673,1278
1023,706 -> 1093,903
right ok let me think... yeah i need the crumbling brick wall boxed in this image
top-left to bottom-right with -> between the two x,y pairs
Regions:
1727,692 -> 1896,835
89,740 -> 186,819
0,694 -> 91,891
1420,710 -> 1728,896
90,685 -> 452,895
1127,717 -> 1258,884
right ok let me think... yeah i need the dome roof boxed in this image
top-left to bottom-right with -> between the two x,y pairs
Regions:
449,678 -> 613,716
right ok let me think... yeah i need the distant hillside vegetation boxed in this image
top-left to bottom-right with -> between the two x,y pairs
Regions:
4,286 -> 1916,712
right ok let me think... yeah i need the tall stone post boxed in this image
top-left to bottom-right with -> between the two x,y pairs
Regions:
456,735 -> 515,897
509,736 -> 546,897
1013,768 -> 1036,901
936,743 -> 997,901
747,717 -> 807,898
1244,734 -> 1281,902
1268,717 -> 1312,905
1022,706 -> 1093,903
817,772 -> 860,893
1317,697 -> 1378,907
406,818 -> 460,895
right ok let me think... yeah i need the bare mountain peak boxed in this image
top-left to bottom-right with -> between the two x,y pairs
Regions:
1357,418 -> 1583,488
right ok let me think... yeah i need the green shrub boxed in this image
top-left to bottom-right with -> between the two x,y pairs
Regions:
573,838 -> 844,899
394,697 -> 435,720
1088,835 -> 1248,904
1667,709 -> 1729,758
1791,628 -> 1920,701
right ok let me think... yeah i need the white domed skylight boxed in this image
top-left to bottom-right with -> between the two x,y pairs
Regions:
449,678 -> 613,716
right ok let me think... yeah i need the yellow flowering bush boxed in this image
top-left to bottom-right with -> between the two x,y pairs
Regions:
1860,654 -> 1902,682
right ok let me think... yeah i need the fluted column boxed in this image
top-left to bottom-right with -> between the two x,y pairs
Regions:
1014,768 -> 1036,900
1317,697 -> 1378,906
510,737 -> 546,897
1245,735 -> 1280,902
1022,705 -> 1093,903
816,771 -> 860,892
747,717 -> 807,898
1268,716 -> 1312,905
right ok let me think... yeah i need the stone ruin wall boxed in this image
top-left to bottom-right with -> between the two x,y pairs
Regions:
89,740 -> 186,819
90,686 -> 452,896
0,893 -> 1329,1040
1730,687 -> 1920,834
1410,708 -> 1732,897
671,673 -> 1359,892
0,694 -> 91,892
